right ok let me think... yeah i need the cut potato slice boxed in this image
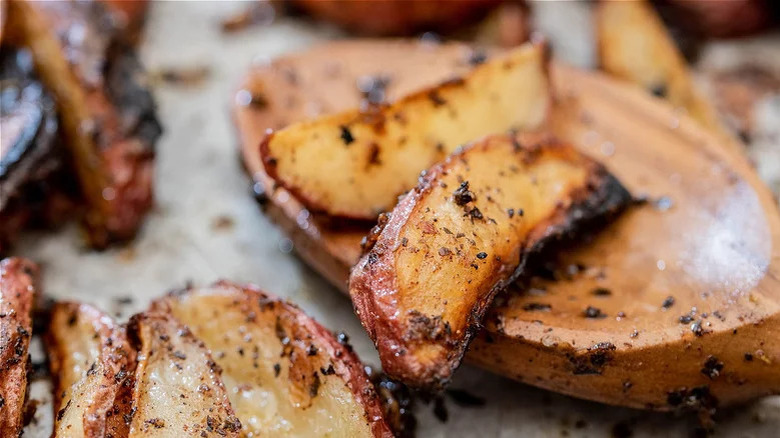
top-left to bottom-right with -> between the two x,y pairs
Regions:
46,302 -> 135,438
350,133 -> 631,388
595,0 -> 740,154
128,312 -> 241,437
261,40 -> 550,220
0,257 -> 36,436
151,281 -> 394,437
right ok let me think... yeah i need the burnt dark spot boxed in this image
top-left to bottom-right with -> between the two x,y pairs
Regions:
273,363 -> 281,377
650,82 -> 668,98
476,252 -> 487,259
666,386 -> 718,411
339,125 -> 355,145
744,353 -> 753,362
366,142 -> 381,166
701,355 -> 724,379
583,306 -> 606,319
428,90 -> 447,107
406,311 -> 451,342
592,288 -> 612,296
522,302 -> 551,311
306,345 -> 318,356
507,208 -> 515,218
661,296 -> 676,309
452,181 -> 475,206
172,351 -> 187,360
467,207 -> 483,221
320,364 -> 336,375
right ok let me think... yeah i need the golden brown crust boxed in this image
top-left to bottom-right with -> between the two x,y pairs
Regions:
0,257 -> 36,437
6,0 -> 161,248
260,40 -> 549,220
152,281 -> 394,437
349,133 -> 631,388
45,302 -> 135,438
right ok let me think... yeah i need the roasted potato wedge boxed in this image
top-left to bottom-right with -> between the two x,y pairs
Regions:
128,312 -> 241,437
46,302 -> 135,438
151,281 -> 394,437
595,0 -> 739,154
350,133 -> 631,388
0,257 -> 36,436
5,0 -> 161,247
261,40 -> 550,220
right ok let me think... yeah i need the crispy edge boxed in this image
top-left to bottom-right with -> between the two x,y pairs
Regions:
45,302 -> 136,438
349,134 -> 632,389
0,257 -> 36,436
154,281 -> 395,438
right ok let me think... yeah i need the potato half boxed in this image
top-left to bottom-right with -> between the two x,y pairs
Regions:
261,40 -> 550,220
151,281 -> 395,437
128,312 -> 242,437
0,257 -> 36,436
350,133 -> 631,388
46,302 -> 135,438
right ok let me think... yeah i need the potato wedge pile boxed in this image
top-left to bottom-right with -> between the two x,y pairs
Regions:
35,278 -> 397,437
250,40 -> 633,390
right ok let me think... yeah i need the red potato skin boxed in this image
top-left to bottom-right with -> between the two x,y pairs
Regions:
45,302 -> 136,438
349,135 -> 632,389
0,257 -> 37,436
159,281 -> 395,438
291,0 -> 502,36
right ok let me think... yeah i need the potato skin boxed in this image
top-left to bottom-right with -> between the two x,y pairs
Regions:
0,257 -> 36,437
291,0 -> 502,36
350,134 -> 631,389
46,302 -> 136,438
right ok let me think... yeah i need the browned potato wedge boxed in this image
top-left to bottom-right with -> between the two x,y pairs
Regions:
0,257 -> 36,436
350,133 -> 631,388
151,281 -> 395,437
128,312 -> 241,437
46,302 -> 135,438
5,0 -> 161,247
595,0 -> 740,154
261,40 -> 550,220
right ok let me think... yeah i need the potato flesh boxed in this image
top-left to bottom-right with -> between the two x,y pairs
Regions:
350,134 -> 630,387
159,286 -> 378,437
263,41 -> 549,219
129,313 -> 240,437
397,149 -> 586,329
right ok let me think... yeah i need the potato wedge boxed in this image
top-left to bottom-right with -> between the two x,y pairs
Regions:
0,257 -> 36,436
151,281 -> 394,437
46,302 -> 135,438
5,0 -> 161,247
261,40 -> 550,220
128,312 -> 241,437
350,133 -> 631,388
595,0 -> 740,154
